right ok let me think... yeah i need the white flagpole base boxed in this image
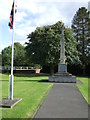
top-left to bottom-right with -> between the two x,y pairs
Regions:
9,75 -> 13,100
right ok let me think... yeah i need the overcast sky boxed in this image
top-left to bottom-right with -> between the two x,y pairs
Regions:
0,0 -> 89,52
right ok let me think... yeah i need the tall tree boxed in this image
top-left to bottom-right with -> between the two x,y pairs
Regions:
14,42 -> 26,66
0,53 -> 2,66
2,42 -> 26,66
26,21 -> 80,75
2,46 -> 11,66
72,7 -> 90,74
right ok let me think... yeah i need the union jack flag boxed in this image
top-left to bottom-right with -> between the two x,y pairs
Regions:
8,1 -> 17,29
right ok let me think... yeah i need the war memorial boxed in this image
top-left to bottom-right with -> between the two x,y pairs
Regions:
49,25 -> 76,83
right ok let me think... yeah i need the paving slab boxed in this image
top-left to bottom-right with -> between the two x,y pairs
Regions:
0,98 -> 22,108
34,83 -> 88,119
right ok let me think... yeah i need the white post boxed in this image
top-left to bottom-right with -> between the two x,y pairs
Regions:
9,0 -> 15,100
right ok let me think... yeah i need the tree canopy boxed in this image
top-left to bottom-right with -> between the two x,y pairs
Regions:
2,42 -> 26,66
26,21 -> 80,74
71,7 -> 90,74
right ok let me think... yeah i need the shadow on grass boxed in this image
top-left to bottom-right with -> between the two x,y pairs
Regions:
14,79 -> 49,83
14,73 -> 49,77
0,79 -> 50,83
0,80 -> 9,82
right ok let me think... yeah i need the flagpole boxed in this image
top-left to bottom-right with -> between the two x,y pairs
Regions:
9,0 -> 15,100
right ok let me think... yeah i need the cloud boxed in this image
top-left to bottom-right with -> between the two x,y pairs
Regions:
88,1 -> 90,11
14,2 -> 68,40
33,5 -> 66,26
0,0 -> 12,21
0,0 -> 89,52
15,11 -> 27,22
0,0 -> 88,22
18,0 -> 89,3
15,26 -> 36,37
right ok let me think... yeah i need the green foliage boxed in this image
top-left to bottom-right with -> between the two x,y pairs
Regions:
72,7 -> 90,67
26,21 -> 80,73
2,46 -> 11,66
2,42 -> 26,66
0,53 -> 2,66
14,42 -> 26,66
65,28 -> 80,64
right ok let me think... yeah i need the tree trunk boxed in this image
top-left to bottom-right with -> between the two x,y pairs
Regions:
82,65 -> 86,76
50,64 -> 54,76
83,69 -> 85,76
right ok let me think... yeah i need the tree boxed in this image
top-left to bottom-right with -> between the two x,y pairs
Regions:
0,53 -> 2,66
2,42 -> 26,66
14,42 -> 26,66
2,46 -> 11,66
71,7 -> 90,74
26,21 -> 80,75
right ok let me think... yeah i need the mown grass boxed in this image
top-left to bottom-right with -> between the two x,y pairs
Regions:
76,77 -> 89,104
0,74 -> 89,119
0,74 -> 53,119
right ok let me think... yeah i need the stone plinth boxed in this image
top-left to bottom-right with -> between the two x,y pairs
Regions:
0,98 -> 22,108
49,64 -> 76,83
49,73 -> 76,83
58,64 -> 67,72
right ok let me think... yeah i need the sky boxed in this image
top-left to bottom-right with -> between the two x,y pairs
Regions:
0,0 -> 89,53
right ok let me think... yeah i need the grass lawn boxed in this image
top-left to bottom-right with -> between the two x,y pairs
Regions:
0,74 -> 89,119
0,74 -> 53,119
76,77 -> 89,104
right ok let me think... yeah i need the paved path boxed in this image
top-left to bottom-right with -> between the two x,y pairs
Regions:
34,83 -> 88,119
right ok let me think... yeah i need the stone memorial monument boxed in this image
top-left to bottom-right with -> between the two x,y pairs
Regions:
49,25 -> 76,83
